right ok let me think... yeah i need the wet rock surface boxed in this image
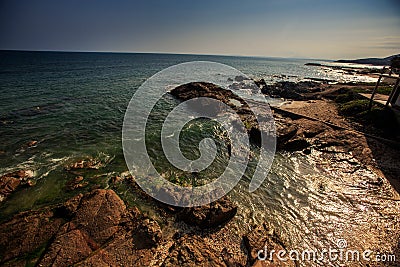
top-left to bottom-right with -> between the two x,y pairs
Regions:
65,157 -> 106,171
1,186 -> 289,266
259,81 -> 321,100
169,82 -> 273,147
0,170 -> 34,201
243,224 -> 295,267
0,189 -> 163,266
0,188 -> 258,267
170,82 -> 245,105
162,235 -> 226,267
179,196 -> 237,228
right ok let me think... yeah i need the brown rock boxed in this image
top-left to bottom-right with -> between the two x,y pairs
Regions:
243,224 -> 295,267
54,193 -> 83,218
0,177 -> 20,199
134,218 -> 162,248
275,123 -> 298,145
0,189 -> 163,266
283,138 -> 310,151
170,82 -> 243,106
37,228 -> 93,267
162,235 -> 226,267
294,119 -> 327,138
1,170 -> 33,180
64,176 -> 87,191
77,230 -> 155,266
70,189 -> 127,244
65,158 -> 103,170
179,197 -> 237,228
27,140 -> 38,147
0,209 -> 65,264
0,170 -> 34,200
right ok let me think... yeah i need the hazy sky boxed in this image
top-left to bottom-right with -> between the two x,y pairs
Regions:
0,0 -> 399,59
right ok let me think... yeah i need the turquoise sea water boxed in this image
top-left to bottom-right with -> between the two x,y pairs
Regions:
0,51 -> 397,266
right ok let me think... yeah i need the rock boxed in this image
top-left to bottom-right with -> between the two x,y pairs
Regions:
54,193 -> 84,218
0,170 -> 34,201
0,209 -> 65,264
0,177 -> 20,199
27,140 -> 38,147
305,62 -> 322,66
179,197 -> 237,228
313,136 -> 346,150
170,82 -> 245,107
110,175 -> 122,184
283,138 -> 310,151
253,78 -> 267,89
37,228 -> 94,266
1,170 -> 33,180
64,176 -> 88,191
0,189 -> 163,266
294,119 -> 327,138
261,81 -> 320,100
70,189 -> 127,243
65,158 -> 104,170
162,235 -> 226,266
275,123 -> 298,145
243,224 -> 295,267
234,75 -> 247,82
134,218 -> 162,248
249,126 -> 262,145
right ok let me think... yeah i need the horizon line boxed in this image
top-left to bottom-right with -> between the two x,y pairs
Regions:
0,48 -> 336,61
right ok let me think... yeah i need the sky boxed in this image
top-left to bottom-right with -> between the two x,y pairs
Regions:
0,0 -> 399,59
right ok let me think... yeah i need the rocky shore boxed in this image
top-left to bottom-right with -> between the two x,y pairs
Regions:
1,80 -> 400,266
0,188 -> 295,266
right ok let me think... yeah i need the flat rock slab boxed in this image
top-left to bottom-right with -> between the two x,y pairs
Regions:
0,189 -> 162,267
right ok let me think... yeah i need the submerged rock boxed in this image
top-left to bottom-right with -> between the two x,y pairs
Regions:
65,158 -> 104,171
26,140 -> 38,147
64,176 -> 88,191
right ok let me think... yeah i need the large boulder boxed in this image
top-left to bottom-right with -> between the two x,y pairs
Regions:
261,81 -> 320,100
0,189 -> 163,267
0,209 -> 65,264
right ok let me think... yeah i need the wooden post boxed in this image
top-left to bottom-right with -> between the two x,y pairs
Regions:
387,78 -> 400,107
369,75 -> 382,110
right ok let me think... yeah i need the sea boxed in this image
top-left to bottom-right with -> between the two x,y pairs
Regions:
0,50 -> 396,266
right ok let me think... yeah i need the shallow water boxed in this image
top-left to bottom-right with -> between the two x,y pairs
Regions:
0,51 -> 396,266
